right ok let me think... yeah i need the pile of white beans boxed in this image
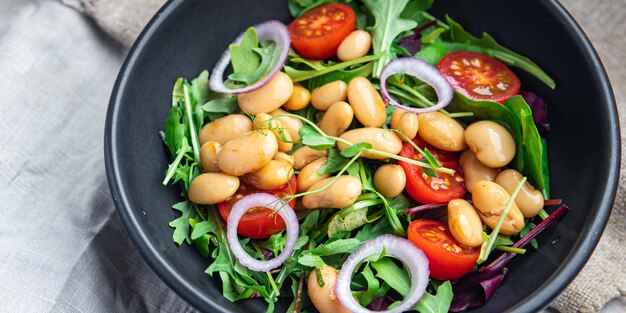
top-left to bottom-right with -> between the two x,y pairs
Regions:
184,29 -> 547,313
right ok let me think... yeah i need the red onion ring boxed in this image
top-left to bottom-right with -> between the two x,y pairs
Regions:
336,234 -> 430,313
380,57 -> 454,113
209,20 -> 290,94
226,193 -> 298,272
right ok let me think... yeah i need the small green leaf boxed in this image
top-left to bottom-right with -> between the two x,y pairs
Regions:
302,132 -> 336,150
520,221 -> 539,249
229,27 -> 260,76
202,97 -> 239,114
371,257 -> 411,297
319,148 -> 350,174
308,238 -> 361,256
340,142 -> 372,158
191,220 -> 217,240
168,200 -> 196,245
297,253 -> 327,267
412,280 -> 453,313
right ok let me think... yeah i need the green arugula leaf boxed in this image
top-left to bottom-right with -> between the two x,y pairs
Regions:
355,218 -> 394,242
302,132 -> 336,150
168,200 -> 196,245
412,280 -> 454,313
304,62 -> 374,90
284,54 -> 381,82
229,27 -> 260,76
257,231 -> 287,256
308,238 -> 362,256
300,210 -> 320,236
189,218 -> 211,258
190,219 -> 217,240
340,142 -> 372,158
297,253 -> 327,267
319,148 -> 350,174
354,264 -> 391,306
371,257 -> 411,297
362,0 -> 418,77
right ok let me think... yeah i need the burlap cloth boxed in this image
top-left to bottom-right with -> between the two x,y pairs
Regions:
65,0 -> 625,311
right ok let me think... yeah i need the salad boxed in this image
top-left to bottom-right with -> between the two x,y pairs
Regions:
162,1 -> 569,312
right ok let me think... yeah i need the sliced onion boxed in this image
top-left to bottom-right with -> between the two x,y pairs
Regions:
336,234 -> 430,313
209,20 -> 290,94
226,193 -> 298,272
380,57 -> 454,113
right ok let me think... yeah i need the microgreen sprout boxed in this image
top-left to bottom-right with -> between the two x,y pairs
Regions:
478,176 -> 527,264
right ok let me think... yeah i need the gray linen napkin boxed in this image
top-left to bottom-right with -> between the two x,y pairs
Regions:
59,0 -> 626,312
0,0 -> 196,312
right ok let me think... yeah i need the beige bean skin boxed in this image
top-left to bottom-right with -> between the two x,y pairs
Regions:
254,113 -> 293,152
302,176 -> 362,209
283,85 -> 310,111
459,149 -> 500,193
390,109 -> 419,141
308,266 -> 351,313
293,146 -> 328,170
243,160 -> 294,191
338,127 -> 402,159
417,112 -> 467,152
188,173 -> 240,205
199,141 -> 222,173
373,164 -> 406,198
472,180 -> 525,235
273,152 -> 294,166
297,157 -> 331,193
347,77 -> 386,127
269,108 -> 303,142
495,169 -> 544,218
311,81 -> 348,111
198,114 -> 253,145
337,30 -> 372,61
464,120 -> 516,168
319,101 -> 354,137
217,131 -> 278,176
237,72 -> 294,115
448,199 -> 483,247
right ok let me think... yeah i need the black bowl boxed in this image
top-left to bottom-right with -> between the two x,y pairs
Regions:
104,0 -> 620,312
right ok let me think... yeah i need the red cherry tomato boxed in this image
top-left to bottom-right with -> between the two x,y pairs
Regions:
218,176 -> 297,239
398,137 -> 466,204
288,3 -> 356,60
438,51 -> 521,103
408,219 -> 479,280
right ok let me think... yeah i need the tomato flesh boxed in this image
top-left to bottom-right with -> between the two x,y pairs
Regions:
438,51 -> 521,103
398,137 -> 466,204
288,3 -> 356,60
408,219 -> 479,280
218,176 -> 297,239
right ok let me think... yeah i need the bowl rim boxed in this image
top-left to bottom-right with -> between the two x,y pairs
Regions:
104,0 -> 621,312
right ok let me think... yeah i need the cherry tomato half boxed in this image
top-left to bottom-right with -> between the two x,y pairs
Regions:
438,51 -> 521,104
408,219 -> 479,280
288,3 -> 356,60
218,176 -> 297,240
398,137 -> 466,204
